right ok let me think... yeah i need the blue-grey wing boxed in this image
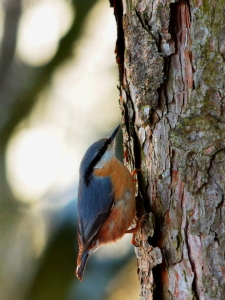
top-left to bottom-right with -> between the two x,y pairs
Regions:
77,176 -> 114,249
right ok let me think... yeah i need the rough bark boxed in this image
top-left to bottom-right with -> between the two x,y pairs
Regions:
110,0 -> 225,299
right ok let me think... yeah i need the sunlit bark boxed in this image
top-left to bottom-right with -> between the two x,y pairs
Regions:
111,0 -> 225,299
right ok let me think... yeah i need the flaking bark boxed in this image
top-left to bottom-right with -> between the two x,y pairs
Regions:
111,0 -> 225,299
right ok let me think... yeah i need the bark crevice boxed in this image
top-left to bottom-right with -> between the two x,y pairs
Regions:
111,0 -> 225,299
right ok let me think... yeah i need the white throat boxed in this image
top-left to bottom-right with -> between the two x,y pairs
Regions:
94,145 -> 114,169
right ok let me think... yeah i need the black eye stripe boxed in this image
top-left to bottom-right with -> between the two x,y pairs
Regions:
84,139 -> 111,185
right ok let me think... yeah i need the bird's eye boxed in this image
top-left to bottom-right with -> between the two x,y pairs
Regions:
98,149 -> 104,155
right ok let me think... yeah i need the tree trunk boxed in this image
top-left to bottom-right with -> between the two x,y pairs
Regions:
110,0 -> 225,299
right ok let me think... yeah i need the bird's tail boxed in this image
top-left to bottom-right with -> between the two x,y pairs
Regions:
76,251 -> 89,281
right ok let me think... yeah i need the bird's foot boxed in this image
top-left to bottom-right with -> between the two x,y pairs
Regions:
126,214 -> 148,247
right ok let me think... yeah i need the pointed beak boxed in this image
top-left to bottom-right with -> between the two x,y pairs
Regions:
109,125 -> 120,143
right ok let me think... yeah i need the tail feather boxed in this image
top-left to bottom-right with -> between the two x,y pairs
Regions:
76,252 -> 89,281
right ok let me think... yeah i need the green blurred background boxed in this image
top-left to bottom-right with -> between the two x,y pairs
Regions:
0,0 -> 139,299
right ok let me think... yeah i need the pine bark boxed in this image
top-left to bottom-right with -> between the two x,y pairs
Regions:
110,0 -> 225,299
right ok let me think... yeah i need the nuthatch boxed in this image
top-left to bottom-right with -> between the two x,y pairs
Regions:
76,125 -> 136,281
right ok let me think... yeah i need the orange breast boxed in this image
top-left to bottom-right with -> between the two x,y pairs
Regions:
94,158 -> 136,244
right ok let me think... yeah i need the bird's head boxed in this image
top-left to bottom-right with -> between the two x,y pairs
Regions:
80,125 -> 120,184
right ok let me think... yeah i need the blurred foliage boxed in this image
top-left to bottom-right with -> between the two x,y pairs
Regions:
1,0 -> 97,207
0,1 -> 138,300
24,217 -> 77,300
0,0 -> 96,148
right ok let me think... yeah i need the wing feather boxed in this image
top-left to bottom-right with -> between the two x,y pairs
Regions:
77,175 -> 114,251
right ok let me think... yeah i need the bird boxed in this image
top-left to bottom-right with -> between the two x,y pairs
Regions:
76,125 -> 136,281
